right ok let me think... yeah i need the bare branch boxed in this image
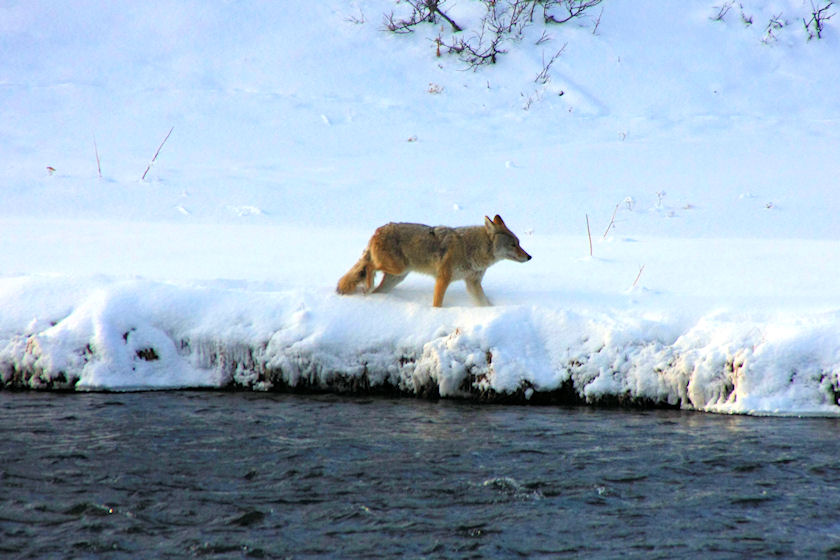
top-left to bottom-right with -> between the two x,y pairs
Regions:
383,0 -> 462,33
803,0 -> 835,39
93,133 -> 102,178
383,10 -> 419,33
344,6 -> 366,25
141,126 -> 174,181
602,203 -> 619,239
710,1 -> 735,22
429,0 -> 463,32
534,43 -> 566,84
632,264 -> 646,289
544,0 -> 604,25
440,32 -> 507,68
535,29 -> 552,45
762,13 -> 785,43
592,5 -> 604,34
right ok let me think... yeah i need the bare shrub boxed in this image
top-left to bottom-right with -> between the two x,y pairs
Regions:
803,0 -> 835,40
384,0 -> 603,68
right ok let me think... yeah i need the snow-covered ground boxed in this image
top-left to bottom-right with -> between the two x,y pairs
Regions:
2,0 -> 839,415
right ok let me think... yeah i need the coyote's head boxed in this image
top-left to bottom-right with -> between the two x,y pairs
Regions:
485,215 -> 532,263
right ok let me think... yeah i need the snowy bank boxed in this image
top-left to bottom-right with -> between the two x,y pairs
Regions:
2,274 -> 839,416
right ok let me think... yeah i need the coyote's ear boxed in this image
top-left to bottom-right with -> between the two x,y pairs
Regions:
493,215 -> 505,226
485,215 -> 496,233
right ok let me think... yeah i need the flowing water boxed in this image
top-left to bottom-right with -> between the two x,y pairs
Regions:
2,391 -> 840,559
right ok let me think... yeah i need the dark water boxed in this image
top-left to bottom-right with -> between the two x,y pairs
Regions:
2,392 -> 840,559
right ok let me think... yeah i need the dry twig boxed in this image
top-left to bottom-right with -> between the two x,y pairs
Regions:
93,134 -> 102,178
142,126 -> 174,181
602,203 -> 619,239
632,264 -> 646,288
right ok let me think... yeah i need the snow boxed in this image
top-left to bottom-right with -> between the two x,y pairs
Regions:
2,0 -> 840,415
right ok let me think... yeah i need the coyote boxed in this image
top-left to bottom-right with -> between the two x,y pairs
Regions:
336,215 -> 531,307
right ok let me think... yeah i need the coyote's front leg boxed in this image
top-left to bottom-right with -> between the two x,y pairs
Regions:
465,275 -> 491,306
373,272 -> 408,294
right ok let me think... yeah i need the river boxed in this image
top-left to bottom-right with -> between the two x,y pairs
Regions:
2,391 -> 839,558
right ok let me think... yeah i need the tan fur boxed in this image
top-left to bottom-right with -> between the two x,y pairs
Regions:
336,215 -> 531,307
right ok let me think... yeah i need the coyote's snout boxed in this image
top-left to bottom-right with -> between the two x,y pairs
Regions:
336,215 -> 531,307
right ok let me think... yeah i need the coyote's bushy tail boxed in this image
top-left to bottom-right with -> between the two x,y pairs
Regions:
336,249 -> 371,294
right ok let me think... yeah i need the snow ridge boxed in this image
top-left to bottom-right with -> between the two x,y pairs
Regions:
2,278 -> 838,416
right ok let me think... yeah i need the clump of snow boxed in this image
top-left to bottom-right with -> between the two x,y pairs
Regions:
1,1 -> 839,415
